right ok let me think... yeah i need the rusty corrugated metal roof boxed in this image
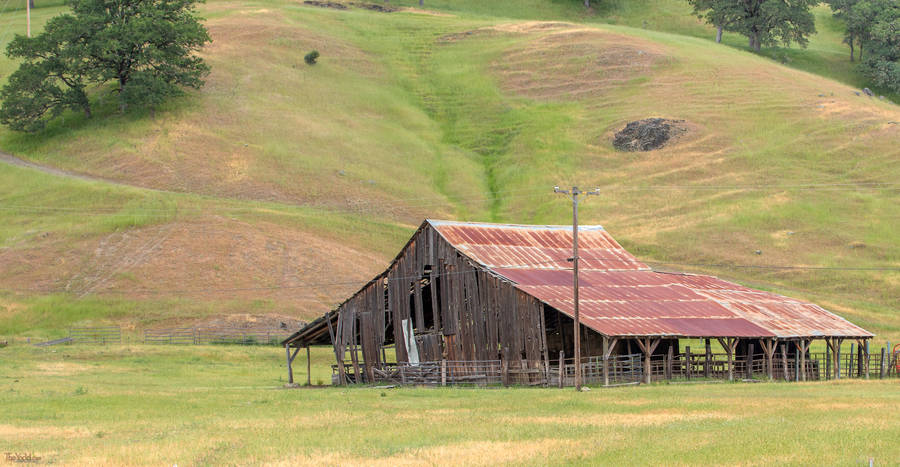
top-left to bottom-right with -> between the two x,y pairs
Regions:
429,220 -> 872,339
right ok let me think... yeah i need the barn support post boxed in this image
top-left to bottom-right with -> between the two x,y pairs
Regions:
746,343 -> 754,379
306,345 -> 311,386
704,339 -> 712,378
857,339 -> 869,379
780,343 -> 789,381
834,337 -> 844,379
717,337 -> 738,382
850,343 -> 856,378
557,351 -> 564,388
685,346 -> 692,380
760,338 -> 776,381
825,338 -> 832,380
795,339 -> 810,382
602,337 -> 617,387
326,314 -> 346,386
286,345 -> 294,384
602,336 -> 609,386
635,337 -> 660,384
666,345 -> 673,380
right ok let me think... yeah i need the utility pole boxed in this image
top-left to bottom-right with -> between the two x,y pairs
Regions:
26,0 -> 31,37
554,186 -> 597,390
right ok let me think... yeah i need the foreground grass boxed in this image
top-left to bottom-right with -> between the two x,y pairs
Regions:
2,344 -> 899,465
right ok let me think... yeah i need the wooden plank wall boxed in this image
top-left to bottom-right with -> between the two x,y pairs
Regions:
330,224 -> 549,383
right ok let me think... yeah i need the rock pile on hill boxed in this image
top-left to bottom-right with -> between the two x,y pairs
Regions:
613,118 -> 686,152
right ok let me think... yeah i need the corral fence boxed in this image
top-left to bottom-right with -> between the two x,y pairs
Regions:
68,326 -> 121,344
333,354 -> 645,387
143,326 -> 291,345
331,347 -> 900,387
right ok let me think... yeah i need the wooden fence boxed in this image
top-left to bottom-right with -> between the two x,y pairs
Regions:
68,326 -> 121,344
143,327 -> 291,345
331,349 -> 899,387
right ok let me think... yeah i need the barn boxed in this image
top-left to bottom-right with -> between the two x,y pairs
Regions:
283,219 -> 873,386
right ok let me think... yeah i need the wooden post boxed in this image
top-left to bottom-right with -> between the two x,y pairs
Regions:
685,346 -> 692,380
602,337 -> 610,387
635,337 -> 660,384
856,341 -> 863,378
558,350 -> 565,389
704,339 -> 712,378
795,339 -> 809,382
666,345 -> 674,380
760,339 -> 776,381
880,347 -> 886,379
825,338 -> 832,381
327,314 -> 346,386
717,338 -> 737,382
834,338 -> 843,380
441,359 -> 447,387
306,346 -> 311,386
747,343 -> 755,379
781,343 -> 789,381
286,346 -> 294,384
850,343 -> 856,378
501,345 -> 510,387
859,339 -> 869,379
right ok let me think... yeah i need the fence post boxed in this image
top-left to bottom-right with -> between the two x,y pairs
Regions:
879,347 -> 886,379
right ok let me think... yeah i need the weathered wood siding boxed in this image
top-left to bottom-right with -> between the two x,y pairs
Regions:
330,224 -> 548,380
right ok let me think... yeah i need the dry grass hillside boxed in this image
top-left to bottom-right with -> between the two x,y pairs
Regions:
0,0 -> 897,340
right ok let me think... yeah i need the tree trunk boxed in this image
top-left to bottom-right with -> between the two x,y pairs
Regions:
118,79 -> 127,113
83,105 -> 92,119
859,41 -> 863,62
716,25 -> 723,43
584,0 -> 590,7
848,33 -> 855,62
749,33 -> 761,52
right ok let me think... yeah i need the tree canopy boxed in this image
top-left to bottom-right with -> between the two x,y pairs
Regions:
0,0 -> 210,132
688,0 -> 817,51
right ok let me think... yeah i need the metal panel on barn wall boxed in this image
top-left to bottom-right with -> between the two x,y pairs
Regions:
389,265 -> 408,363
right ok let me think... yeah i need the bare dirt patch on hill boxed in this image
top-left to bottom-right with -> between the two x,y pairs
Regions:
0,217 -> 387,318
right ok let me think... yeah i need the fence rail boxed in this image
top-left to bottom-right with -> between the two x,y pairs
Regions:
143,327 -> 291,345
69,326 -> 121,344
330,348 -> 900,387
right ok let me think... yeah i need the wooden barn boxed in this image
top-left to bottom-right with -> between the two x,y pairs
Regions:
283,220 -> 874,386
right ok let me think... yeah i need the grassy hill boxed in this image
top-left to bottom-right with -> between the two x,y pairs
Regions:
0,0 -> 897,342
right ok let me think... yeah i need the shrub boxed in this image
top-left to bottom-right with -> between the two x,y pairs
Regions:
304,50 -> 320,65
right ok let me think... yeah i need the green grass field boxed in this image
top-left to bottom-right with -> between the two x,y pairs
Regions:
1,1 -> 899,462
2,343 -> 899,465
